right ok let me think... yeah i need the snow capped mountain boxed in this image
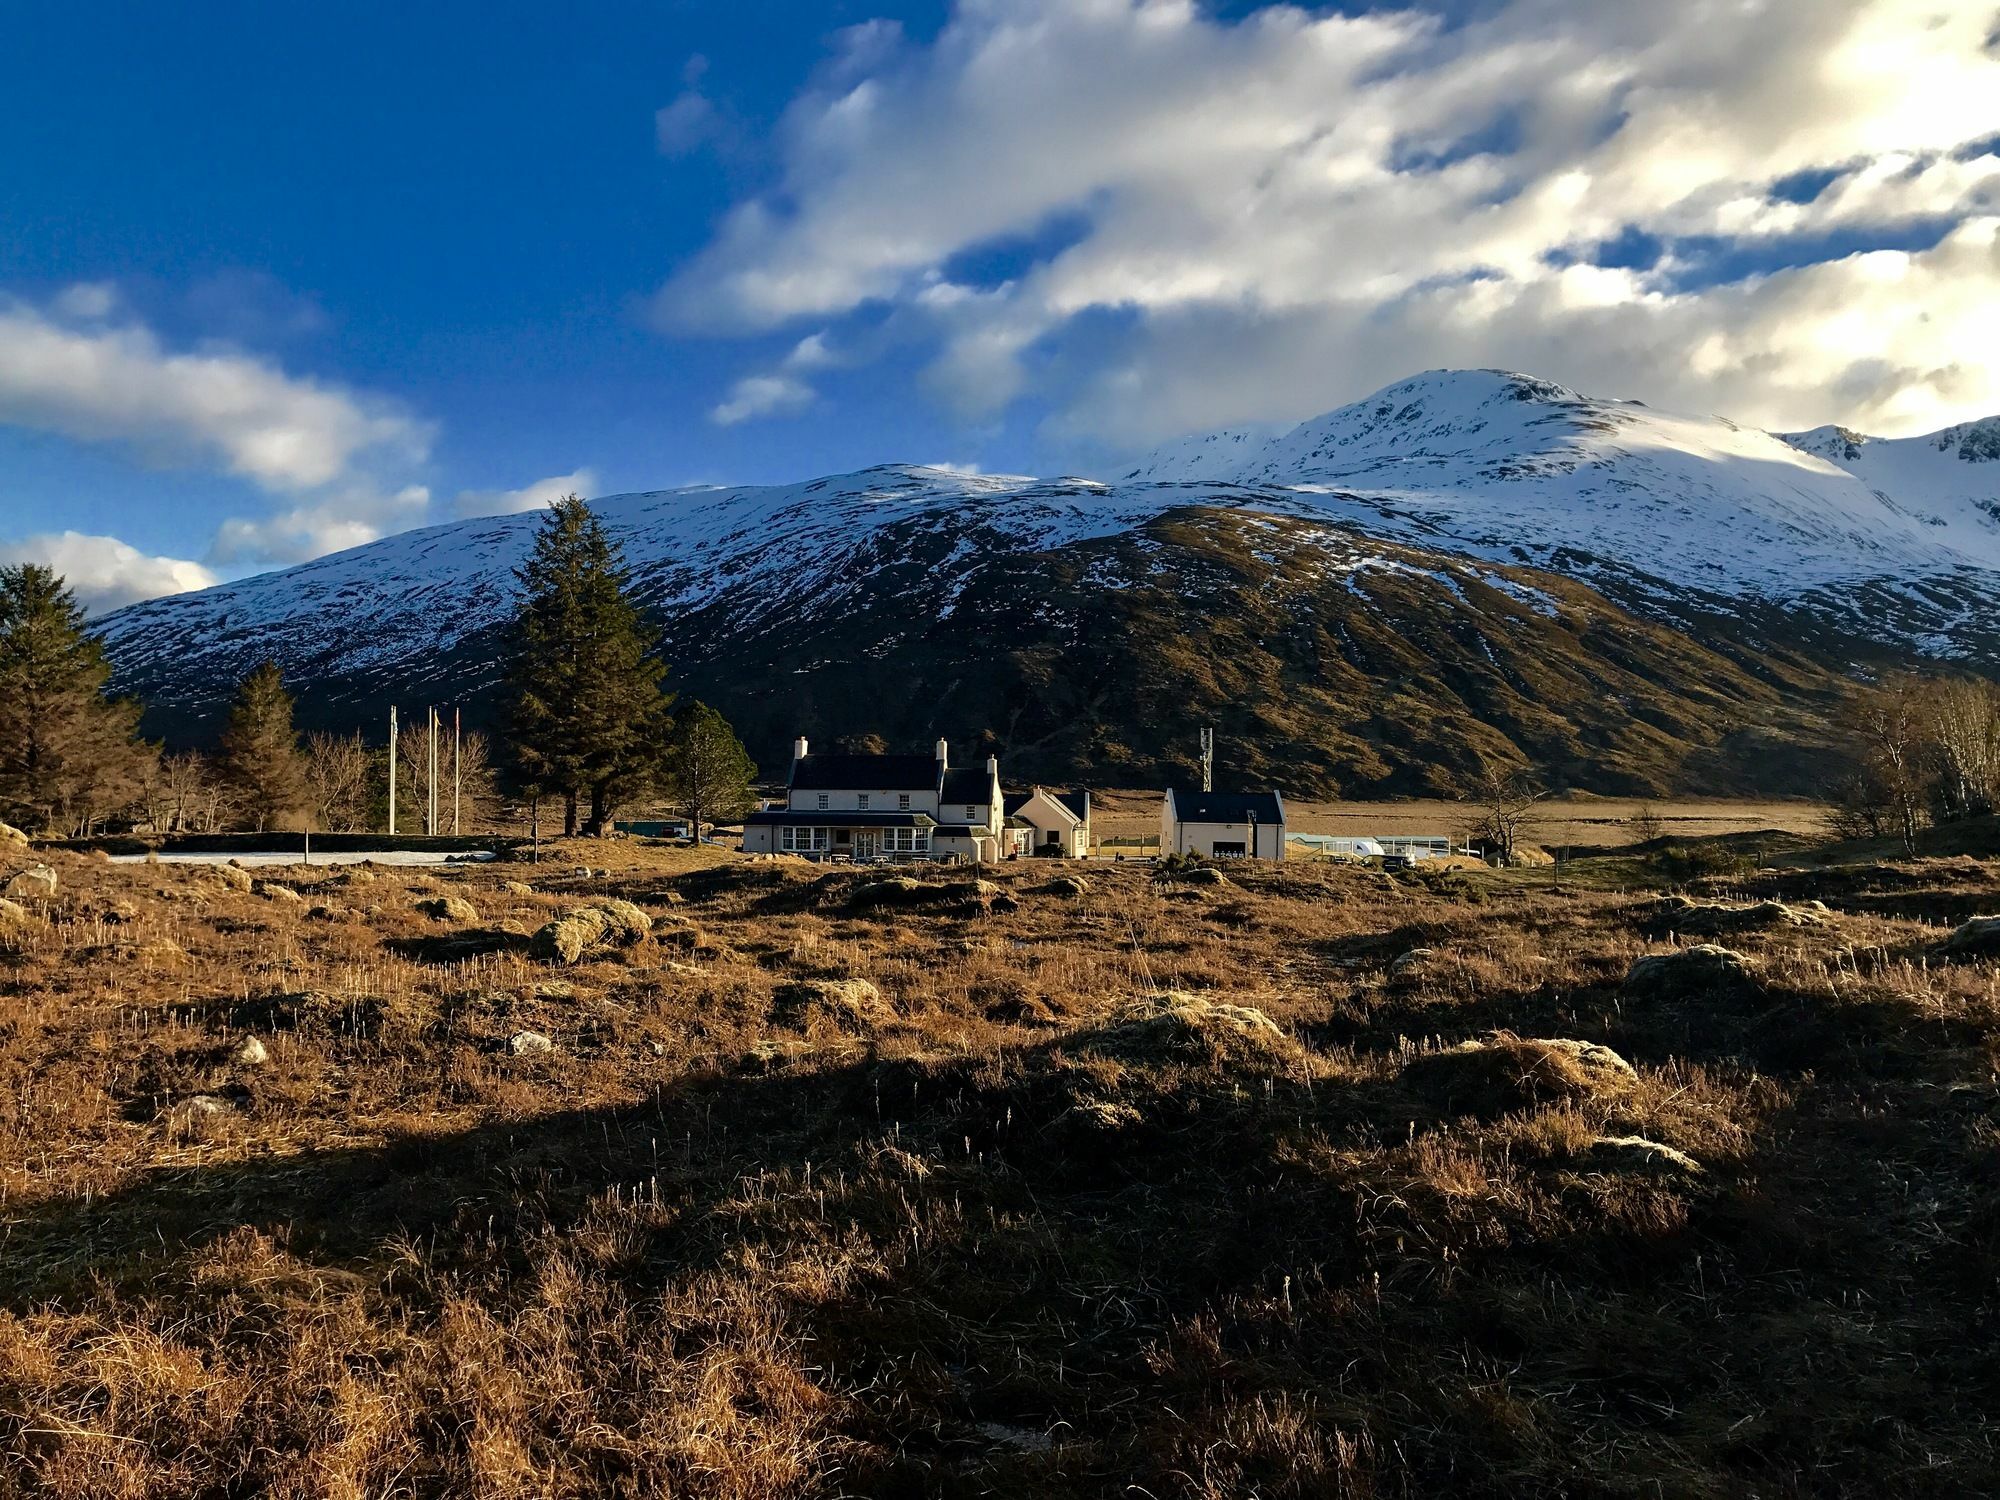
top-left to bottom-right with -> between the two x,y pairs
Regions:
93,368 -> 2000,791
1778,416 -> 2000,530
1132,369 -> 2000,601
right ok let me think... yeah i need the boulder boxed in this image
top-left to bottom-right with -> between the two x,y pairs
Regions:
1939,915 -> 2000,961
253,879 -> 303,904
0,822 -> 28,847
1042,874 -> 1090,897
233,1036 -> 271,1067
848,876 -> 932,909
1646,895 -> 1825,936
2,864 -> 58,899
1177,866 -> 1233,887
508,1029 -> 556,1057
206,863 -> 254,891
1623,944 -> 1755,996
0,897 -> 31,926
779,977 -> 893,1029
585,898 -> 653,943
530,909 -> 614,965
1389,947 -> 1438,975
1404,1034 -> 1637,1119
502,880 -> 536,897
1582,1135 -> 1702,1176
415,895 -> 480,924
1088,991 -> 1296,1066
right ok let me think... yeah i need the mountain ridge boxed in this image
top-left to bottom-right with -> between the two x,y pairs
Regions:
95,369 -> 2000,796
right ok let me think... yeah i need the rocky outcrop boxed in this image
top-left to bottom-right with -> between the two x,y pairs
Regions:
415,895 -> 480,924
2,864 -> 57,899
1624,945 -> 1756,996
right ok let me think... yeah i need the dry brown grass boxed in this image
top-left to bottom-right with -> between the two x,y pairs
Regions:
2,839 -> 1998,1496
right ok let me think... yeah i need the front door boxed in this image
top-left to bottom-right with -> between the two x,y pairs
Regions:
853,830 -> 879,858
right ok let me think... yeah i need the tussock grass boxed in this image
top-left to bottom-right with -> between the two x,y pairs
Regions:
1,844 -> 1997,1494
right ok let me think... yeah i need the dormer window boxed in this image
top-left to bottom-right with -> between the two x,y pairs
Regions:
858,794 -> 870,809
898,793 -> 910,810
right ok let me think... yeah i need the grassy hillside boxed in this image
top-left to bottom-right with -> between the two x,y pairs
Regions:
4,842 -> 1998,1494
128,507 -> 1853,799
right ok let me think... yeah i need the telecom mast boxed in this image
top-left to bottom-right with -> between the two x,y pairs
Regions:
1199,727 -> 1215,793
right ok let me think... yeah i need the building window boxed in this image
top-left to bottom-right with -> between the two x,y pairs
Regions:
817,793 -> 828,810
858,794 -> 870,809
884,827 -> 929,853
780,826 -> 830,853
965,805 -> 977,820
898,793 -> 910,810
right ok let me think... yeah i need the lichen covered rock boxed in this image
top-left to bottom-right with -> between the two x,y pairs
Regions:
1624,944 -> 1755,996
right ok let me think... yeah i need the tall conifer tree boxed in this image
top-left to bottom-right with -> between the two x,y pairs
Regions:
506,495 -> 673,834
0,564 -> 153,834
219,661 -> 309,832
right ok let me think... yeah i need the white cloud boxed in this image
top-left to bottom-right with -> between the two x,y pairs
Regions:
452,468 -> 598,518
708,330 -> 841,425
53,282 -> 118,320
656,92 -> 718,156
0,531 -> 218,614
660,0 -> 2000,442
710,373 -> 816,426
0,287 -> 442,571
0,292 -> 430,490
208,484 -> 434,567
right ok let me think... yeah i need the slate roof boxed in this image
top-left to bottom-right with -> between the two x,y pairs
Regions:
1167,790 -> 1285,824
939,767 -> 993,804
789,753 -> 939,792
1004,789 -> 1089,823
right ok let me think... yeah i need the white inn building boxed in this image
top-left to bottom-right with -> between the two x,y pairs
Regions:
743,738 -> 1000,863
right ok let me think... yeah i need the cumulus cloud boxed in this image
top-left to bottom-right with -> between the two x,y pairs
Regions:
452,468 -> 598,518
0,293 -> 430,490
0,287 -> 440,572
0,531 -> 218,614
659,0 -> 2000,442
709,331 -> 839,425
206,483 -> 436,567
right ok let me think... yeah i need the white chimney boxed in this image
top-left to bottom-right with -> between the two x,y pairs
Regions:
935,738 -> 949,766
793,736 -> 808,761
985,755 -> 999,777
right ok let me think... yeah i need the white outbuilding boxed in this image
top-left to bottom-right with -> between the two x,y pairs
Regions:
1161,789 -> 1287,860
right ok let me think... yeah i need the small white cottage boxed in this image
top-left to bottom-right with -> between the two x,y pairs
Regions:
1003,787 -> 1091,857
1161,789 -> 1287,860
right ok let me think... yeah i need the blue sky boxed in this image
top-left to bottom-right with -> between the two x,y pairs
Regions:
1,0 -> 1995,608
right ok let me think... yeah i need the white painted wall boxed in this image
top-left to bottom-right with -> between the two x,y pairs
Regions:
1012,788 -> 1089,855
1161,792 -> 1287,860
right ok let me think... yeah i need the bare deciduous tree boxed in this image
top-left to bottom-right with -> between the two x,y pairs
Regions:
1463,764 -> 1547,864
1926,676 -> 2000,823
395,722 -> 501,833
305,731 -> 373,832
1836,676 -> 1930,855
